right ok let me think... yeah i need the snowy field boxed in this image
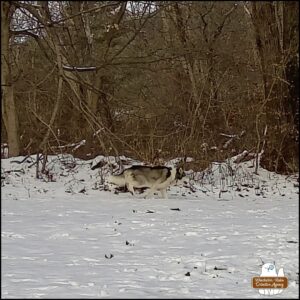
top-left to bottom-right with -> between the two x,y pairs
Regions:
1,154 -> 299,298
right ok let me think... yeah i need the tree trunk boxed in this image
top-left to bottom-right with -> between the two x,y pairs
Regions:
251,1 -> 298,173
1,2 -> 20,157
282,1 -> 299,130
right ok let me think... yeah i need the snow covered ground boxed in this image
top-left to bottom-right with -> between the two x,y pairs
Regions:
1,154 -> 299,298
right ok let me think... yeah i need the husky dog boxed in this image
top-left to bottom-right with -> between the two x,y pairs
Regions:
107,165 -> 185,199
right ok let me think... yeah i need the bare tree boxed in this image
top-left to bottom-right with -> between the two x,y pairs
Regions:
2,1 -> 298,173
249,1 -> 298,173
1,1 -> 20,156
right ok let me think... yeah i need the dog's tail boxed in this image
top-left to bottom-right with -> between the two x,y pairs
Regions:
107,174 -> 126,187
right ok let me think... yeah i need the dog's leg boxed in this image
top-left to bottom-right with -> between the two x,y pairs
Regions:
143,188 -> 155,199
142,186 -> 157,199
124,173 -> 137,197
143,181 -> 164,199
159,189 -> 168,199
126,183 -> 136,197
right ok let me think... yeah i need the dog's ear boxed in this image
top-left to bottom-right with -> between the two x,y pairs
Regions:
176,156 -> 187,169
178,167 -> 184,174
176,167 -> 185,179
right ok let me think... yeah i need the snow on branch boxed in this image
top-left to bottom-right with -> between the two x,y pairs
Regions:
52,140 -> 86,152
62,65 -> 97,72
220,130 -> 245,149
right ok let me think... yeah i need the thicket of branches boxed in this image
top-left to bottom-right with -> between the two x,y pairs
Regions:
1,1 -> 299,174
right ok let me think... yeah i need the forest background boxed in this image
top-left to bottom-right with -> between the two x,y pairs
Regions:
1,1 -> 299,174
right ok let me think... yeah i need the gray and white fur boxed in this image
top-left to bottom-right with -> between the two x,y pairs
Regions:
107,165 -> 185,199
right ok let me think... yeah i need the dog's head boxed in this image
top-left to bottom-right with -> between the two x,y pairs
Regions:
175,167 -> 185,180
